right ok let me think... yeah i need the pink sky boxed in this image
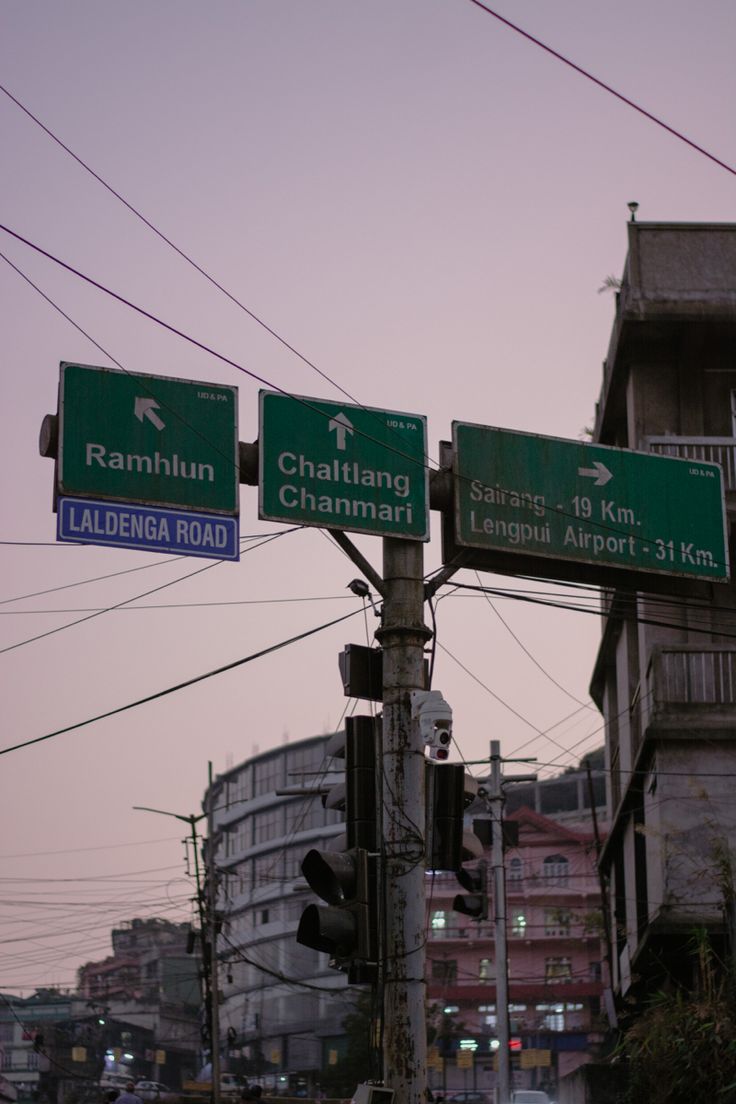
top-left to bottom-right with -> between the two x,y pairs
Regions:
2,0 -> 735,993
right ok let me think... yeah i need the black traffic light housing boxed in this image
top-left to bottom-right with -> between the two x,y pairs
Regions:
296,714 -> 379,983
297,846 -> 377,965
452,863 -> 488,921
426,762 -> 483,871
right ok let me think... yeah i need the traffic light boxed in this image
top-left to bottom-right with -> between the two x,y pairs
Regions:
296,714 -> 379,983
426,762 -> 484,871
296,846 -> 377,968
453,862 -> 488,921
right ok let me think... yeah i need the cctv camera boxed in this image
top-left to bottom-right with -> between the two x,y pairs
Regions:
410,690 -> 453,758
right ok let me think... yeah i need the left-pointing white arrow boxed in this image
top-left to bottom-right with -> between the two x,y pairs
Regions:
134,396 -> 165,431
577,460 -> 613,486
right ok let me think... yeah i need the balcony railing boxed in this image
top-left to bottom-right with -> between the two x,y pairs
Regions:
645,436 -> 736,492
641,646 -> 736,730
429,923 -> 494,940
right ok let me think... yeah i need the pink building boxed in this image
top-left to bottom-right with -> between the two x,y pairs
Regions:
426,782 -> 606,1097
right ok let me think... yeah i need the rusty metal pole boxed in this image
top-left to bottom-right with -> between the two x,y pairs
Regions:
489,741 -> 510,1104
207,762 -> 222,1104
376,537 -> 431,1104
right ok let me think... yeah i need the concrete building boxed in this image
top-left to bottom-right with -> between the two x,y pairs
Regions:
590,221 -> 736,1001
78,918 -> 198,1005
77,917 -> 201,1086
0,990 -> 157,1103
209,737 -> 607,1096
426,763 -> 607,1098
207,735 -> 351,1092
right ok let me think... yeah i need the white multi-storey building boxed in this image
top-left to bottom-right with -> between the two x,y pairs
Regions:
206,735 -> 352,1091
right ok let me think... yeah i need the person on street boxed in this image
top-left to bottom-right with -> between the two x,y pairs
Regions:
115,1083 -> 143,1104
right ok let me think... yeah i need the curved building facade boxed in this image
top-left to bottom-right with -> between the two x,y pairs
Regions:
207,735 -> 350,1090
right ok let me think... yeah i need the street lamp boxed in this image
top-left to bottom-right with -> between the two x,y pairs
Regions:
133,803 -> 220,1104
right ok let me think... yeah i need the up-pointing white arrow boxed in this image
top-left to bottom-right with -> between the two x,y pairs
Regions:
578,460 -> 613,486
328,411 -> 354,451
134,396 -> 165,431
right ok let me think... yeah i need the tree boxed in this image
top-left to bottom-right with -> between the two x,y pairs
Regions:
318,993 -> 377,1098
620,932 -> 736,1104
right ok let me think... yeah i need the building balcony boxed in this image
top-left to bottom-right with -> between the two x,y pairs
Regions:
427,978 -> 602,1004
636,645 -> 736,745
428,922 -> 495,941
645,435 -> 736,495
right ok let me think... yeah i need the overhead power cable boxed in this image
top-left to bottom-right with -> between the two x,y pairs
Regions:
0,529 -> 291,655
472,569 -> 591,707
0,605 -> 362,758
466,0 -> 736,178
220,930 -> 356,997
0,82 -> 367,408
448,579 -> 736,640
0,549 -> 220,654
2,594 -> 353,615
0,530 -> 299,607
1,82 -> 437,479
0,228 -> 437,477
4,227 -> 731,582
0,835 -> 180,859
0,247 -> 244,473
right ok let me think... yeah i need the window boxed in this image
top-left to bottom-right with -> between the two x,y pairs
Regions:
544,908 -> 571,936
537,1003 -> 565,1031
1,1054 -> 12,1071
508,857 -> 523,882
253,806 -> 284,844
254,754 -> 284,796
253,852 -> 279,888
431,959 -> 457,984
542,854 -> 569,885
289,742 -> 324,778
479,957 -> 494,980
233,820 -> 250,854
431,910 -> 447,931
589,961 -> 602,982
27,1052 -> 39,1071
545,956 -> 572,983
511,912 -> 527,936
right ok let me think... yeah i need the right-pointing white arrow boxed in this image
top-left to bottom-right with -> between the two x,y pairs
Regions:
578,460 -> 613,486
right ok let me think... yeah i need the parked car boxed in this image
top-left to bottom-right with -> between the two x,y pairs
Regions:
134,1082 -> 177,1102
510,1092 -> 550,1104
446,1093 -> 491,1104
100,1074 -> 134,1093
220,1075 -> 241,1097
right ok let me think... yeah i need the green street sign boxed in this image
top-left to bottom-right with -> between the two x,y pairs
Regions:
259,391 -> 429,540
452,423 -> 729,582
58,362 -> 239,514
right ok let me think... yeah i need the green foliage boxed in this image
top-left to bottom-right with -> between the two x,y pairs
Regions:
318,994 -> 376,1098
598,274 -> 622,294
621,935 -> 736,1104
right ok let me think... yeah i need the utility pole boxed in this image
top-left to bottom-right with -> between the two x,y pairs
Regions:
488,741 -> 511,1104
133,804 -> 209,1081
376,537 -> 431,1104
208,762 -> 222,1104
485,744 -> 537,1104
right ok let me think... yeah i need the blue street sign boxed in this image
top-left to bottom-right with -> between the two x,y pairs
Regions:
57,497 -> 240,560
